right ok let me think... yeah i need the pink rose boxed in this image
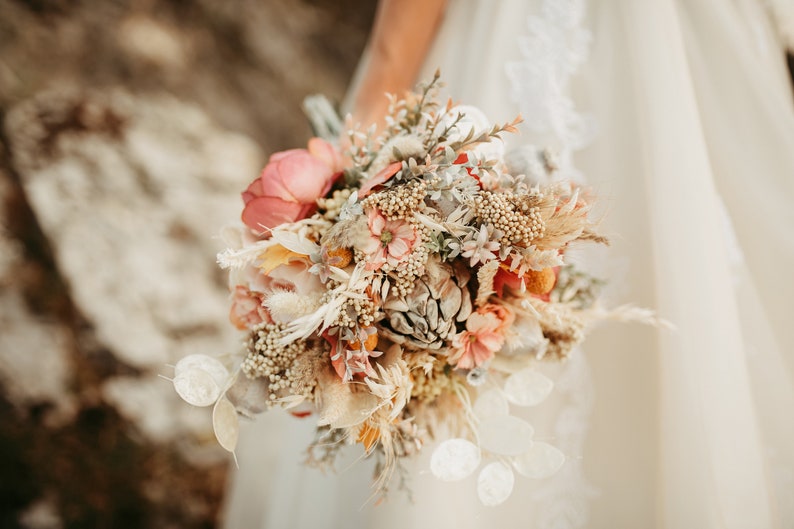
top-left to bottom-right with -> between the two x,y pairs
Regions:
242,138 -> 342,233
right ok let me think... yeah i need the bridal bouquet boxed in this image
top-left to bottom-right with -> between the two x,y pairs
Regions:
172,74 -> 616,505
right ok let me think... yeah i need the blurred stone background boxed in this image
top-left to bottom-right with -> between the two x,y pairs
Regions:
0,1 -> 375,527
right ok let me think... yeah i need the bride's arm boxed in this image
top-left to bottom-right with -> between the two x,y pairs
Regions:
349,0 -> 447,127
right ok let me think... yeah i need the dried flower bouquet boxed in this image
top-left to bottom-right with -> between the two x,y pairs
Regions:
171,74 -> 643,505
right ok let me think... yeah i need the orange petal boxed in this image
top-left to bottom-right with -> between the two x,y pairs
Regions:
258,244 -> 306,275
347,331 -> 378,352
358,161 -> 402,198
357,423 -> 381,452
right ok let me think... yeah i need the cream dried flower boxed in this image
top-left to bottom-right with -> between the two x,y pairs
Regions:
461,224 -> 500,266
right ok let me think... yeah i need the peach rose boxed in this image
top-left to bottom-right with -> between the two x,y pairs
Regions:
242,138 -> 342,233
229,285 -> 270,330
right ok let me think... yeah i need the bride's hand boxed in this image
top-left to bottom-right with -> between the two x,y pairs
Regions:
348,0 -> 447,129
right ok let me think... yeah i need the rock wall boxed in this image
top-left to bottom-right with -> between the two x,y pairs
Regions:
0,1 -> 375,527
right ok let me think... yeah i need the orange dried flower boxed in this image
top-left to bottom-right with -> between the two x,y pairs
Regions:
348,331 -> 378,352
324,246 -> 353,268
524,267 -> 557,296
357,423 -> 380,452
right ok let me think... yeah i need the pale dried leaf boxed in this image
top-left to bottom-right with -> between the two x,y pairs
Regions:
475,260 -> 500,306
213,397 -> 240,452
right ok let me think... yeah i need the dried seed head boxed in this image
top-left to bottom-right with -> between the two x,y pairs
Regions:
524,267 -> 557,296
347,331 -> 379,352
324,246 -> 353,268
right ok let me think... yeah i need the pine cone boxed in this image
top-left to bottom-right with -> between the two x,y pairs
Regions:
381,258 -> 473,350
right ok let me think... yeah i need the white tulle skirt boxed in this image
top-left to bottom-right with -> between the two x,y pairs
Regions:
224,1 -> 794,527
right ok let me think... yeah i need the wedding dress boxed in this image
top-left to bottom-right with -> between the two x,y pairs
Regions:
223,1 -> 794,528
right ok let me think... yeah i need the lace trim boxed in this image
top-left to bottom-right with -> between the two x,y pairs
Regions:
506,2 -> 597,528
506,0 -> 594,182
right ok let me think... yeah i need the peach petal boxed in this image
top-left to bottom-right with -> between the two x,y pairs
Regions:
392,223 -> 417,241
477,333 -> 503,354
243,177 -> 266,201
387,238 -> 409,258
358,162 -> 402,198
277,154 -> 334,203
368,210 -> 386,235
241,196 -> 304,232
466,312 -> 498,332
456,356 -> 474,370
258,163 -> 296,202
269,148 -> 304,163
331,352 -> 347,380
308,137 -> 342,171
